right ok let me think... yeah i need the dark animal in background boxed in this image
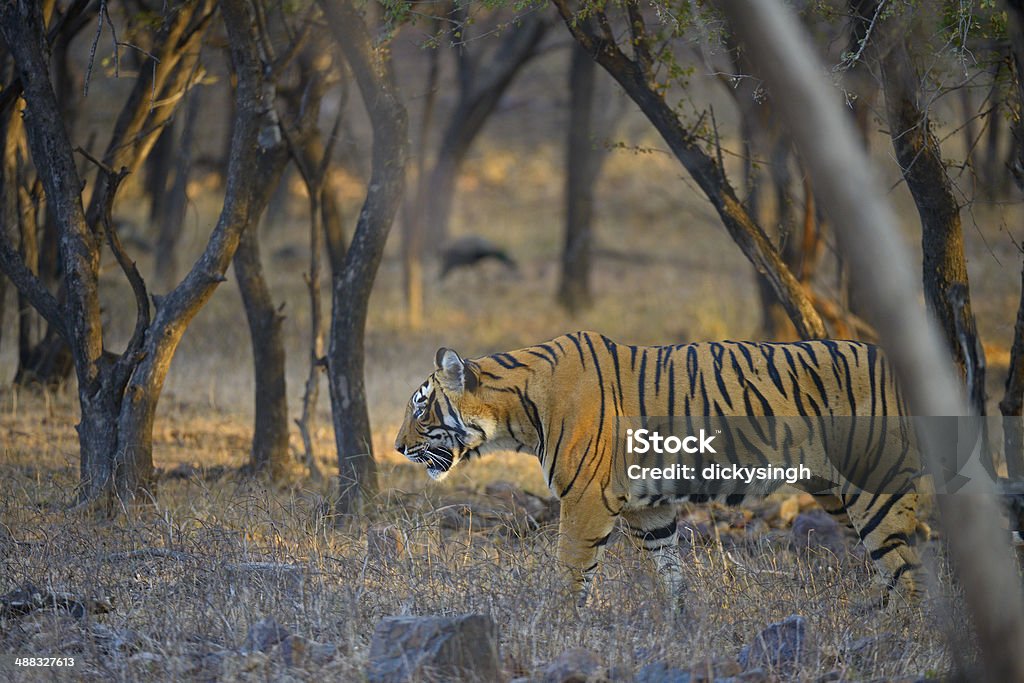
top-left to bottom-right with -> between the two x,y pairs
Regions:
439,235 -> 518,279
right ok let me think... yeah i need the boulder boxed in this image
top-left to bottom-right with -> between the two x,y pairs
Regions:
791,509 -> 847,558
738,615 -> 810,674
367,614 -> 500,682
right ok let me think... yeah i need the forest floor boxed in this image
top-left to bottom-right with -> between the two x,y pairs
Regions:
0,387 -> 967,681
0,41 -> 1020,680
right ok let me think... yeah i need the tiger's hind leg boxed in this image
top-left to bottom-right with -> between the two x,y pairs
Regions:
621,506 -> 684,601
819,491 -> 927,603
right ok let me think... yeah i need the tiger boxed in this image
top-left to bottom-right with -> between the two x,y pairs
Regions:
394,331 -> 929,604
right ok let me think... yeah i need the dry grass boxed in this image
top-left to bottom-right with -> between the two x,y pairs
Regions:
0,387 -> 969,681
0,41 -> 1018,681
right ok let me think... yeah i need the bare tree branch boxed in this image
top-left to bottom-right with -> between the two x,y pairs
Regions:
551,0 -> 827,339
0,229 -> 66,341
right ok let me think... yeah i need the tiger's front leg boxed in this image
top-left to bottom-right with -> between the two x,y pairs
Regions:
557,499 -> 617,605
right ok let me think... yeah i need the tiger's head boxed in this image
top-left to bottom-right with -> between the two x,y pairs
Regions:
395,348 -> 495,481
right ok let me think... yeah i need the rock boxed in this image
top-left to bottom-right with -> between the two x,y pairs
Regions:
367,525 -> 406,562
245,616 -> 290,653
306,639 -> 340,666
367,614 -> 500,683
791,509 -> 847,558
635,660 -> 690,683
738,615 -> 809,673
540,647 -> 605,683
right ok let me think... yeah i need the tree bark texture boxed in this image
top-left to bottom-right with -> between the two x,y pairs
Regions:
550,0 -> 827,340
874,8 -> 986,417
0,90 -> 22,366
317,0 -> 409,514
11,1 -> 210,389
558,42 -> 600,314
719,2 -> 1024,679
0,0 -> 109,498
999,0 -> 1024,480
1002,263 -> 1024,480
233,219 -> 290,480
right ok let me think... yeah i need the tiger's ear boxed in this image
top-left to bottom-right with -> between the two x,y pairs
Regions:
435,348 -> 478,392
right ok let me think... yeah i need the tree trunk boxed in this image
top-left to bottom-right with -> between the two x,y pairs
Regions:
550,0 -> 827,339
755,141 -> 801,339
317,0 -> 409,515
105,0 -> 283,507
846,0 -> 879,151
983,60 -> 1006,198
423,13 -> 548,245
146,123 -> 176,225
719,3 -> 1024,678
1002,263 -> 1024,480
233,221 -> 290,480
999,0 -> 1024,480
2,102 -> 23,372
558,43 -> 601,314
723,33 -> 804,339
155,88 -> 200,291
1,0 -> 107,498
875,11 -> 986,418
402,19 -> 440,330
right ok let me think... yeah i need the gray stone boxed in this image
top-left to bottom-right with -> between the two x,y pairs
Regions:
738,615 -> 809,673
791,510 -> 847,558
367,614 -> 501,683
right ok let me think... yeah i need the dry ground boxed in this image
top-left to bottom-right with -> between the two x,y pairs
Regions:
0,33 -> 1019,681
